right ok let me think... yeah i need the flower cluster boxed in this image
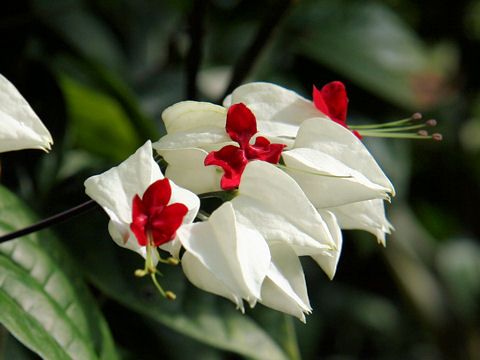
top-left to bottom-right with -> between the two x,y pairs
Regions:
0,73 -> 439,321
83,81 -> 402,322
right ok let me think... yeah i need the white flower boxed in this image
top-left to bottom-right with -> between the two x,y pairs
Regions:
0,74 -> 53,152
177,201 -> 271,312
84,140 -> 200,261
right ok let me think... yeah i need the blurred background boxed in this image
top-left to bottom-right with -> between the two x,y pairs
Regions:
1,0 -> 479,359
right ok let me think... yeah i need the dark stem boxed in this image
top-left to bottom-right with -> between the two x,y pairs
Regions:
220,0 -> 296,100
186,0 -> 208,100
0,200 -> 98,244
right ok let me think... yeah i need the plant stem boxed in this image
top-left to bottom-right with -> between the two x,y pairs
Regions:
0,200 -> 98,244
221,0 -> 297,100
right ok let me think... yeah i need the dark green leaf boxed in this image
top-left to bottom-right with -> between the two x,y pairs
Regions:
59,75 -> 142,162
0,185 -> 119,360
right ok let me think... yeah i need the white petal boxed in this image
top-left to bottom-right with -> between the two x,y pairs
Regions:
170,182 -> 200,224
181,251 -> 245,312
222,93 -> 232,107
256,121 -> 297,148
260,242 -> 312,322
84,141 -> 162,228
156,148 -> 223,194
311,211 -> 343,279
153,126 -> 230,150
329,199 -> 394,246
108,221 -> 147,259
282,148 -> 391,208
177,202 -> 271,306
233,161 -> 336,255
294,118 -> 395,195
0,74 -> 53,152
226,82 -> 324,126
162,100 -> 227,134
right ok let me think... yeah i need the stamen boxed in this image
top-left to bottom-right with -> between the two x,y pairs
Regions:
350,113 -> 424,130
357,132 -> 440,139
134,269 -> 148,277
351,112 -> 442,141
365,124 -> 429,133
165,291 -> 177,300
167,257 -> 179,265
412,112 -> 423,120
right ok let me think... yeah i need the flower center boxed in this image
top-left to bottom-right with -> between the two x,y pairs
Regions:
205,103 -> 286,190
130,178 -> 188,247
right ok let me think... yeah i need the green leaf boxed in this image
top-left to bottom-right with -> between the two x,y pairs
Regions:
62,211 -> 291,360
291,1 -> 448,110
0,185 -> 119,360
59,74 -> 142,162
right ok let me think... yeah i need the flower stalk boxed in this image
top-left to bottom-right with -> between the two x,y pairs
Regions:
0,199 -> 98,244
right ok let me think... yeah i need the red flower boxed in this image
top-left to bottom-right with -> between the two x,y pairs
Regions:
205,103 -> 286,190
130,179 -> 188,247
313,81 -> 361,139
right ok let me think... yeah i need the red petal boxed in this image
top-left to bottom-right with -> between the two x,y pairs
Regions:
245,136 -> 286,163
130,194 -> 148,246
313,82 -> 348,124
320,81 -> 348,123
312,85 -> 330,117
205,145 -> 248,190
226,103 -> 257,149
142,178 -> 171,212
150,203 -> 188,246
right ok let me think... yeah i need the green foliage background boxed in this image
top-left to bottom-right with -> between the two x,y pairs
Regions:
1,0 -> 479,359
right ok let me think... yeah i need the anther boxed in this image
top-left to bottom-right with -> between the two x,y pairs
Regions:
426,119 -> 437,127
165,291 -> 177,300
417,130 -> 428,136
167,257 -> 179,265
135,269 -> 148,277
432,133 -> 443,141
412,112 -> 423,121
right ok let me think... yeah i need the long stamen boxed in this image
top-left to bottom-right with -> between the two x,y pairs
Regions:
365,124 -> 429,133
351,112 -> 442,141
350,113 -> 423,130
357,131 -> 442,140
